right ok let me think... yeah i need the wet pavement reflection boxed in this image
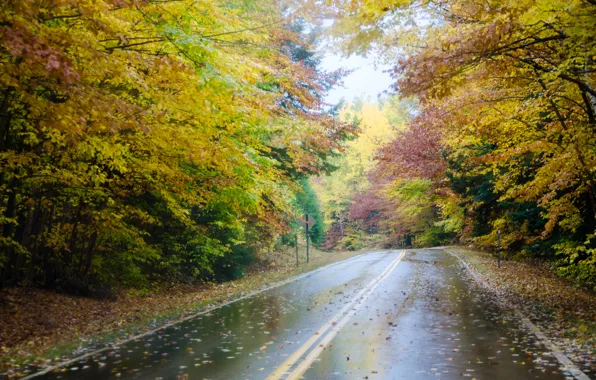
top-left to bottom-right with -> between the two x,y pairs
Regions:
40,252 -> 398,379
38,250 -> 573,379
305,249 -> 568,379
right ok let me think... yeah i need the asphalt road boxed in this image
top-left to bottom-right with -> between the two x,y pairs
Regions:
37,249 -> 573,379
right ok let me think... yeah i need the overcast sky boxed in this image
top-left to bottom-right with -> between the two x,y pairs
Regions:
320,52 -> 393,105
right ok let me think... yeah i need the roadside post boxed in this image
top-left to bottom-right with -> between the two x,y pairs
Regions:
298,214 -> 317,265
295,233 -> 299,267
306,216 -> 310,263
497,229 -> 501,268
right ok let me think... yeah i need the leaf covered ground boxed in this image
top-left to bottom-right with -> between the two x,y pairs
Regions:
0,247 -> 362,376
448,246 -> 596,375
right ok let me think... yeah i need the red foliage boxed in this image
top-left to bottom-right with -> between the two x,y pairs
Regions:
375,106 -> 446,182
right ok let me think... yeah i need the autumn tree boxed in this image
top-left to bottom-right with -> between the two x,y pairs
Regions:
313,0 -> 596,288
312,99 -> 396,249
0,0 -> 355,293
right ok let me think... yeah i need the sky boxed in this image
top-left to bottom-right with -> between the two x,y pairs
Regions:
320,52 -> 393,105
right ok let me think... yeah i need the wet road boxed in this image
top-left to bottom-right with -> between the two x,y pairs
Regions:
37,249 -> 572,379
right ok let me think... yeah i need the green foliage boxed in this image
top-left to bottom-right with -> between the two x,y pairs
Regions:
341,226 -> 366,251
554,237 -> 596,292
295,179 -> 325,246
418,226 -> 455,247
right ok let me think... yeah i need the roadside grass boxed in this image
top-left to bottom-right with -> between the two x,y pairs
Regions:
0,245 -> 365,375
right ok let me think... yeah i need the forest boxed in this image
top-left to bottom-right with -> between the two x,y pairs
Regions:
1,0 -> 595,297
316,0 -> 596,291
0,0 -> 350,297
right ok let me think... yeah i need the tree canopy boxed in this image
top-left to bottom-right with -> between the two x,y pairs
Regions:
2,0 -> 595,293
0,0 -> 355,294
311,0 -> 596,289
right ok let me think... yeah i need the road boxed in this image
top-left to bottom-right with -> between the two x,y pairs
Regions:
36,249 -> 572,379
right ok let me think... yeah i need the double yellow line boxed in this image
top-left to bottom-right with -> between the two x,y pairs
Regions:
266,250 -> 406,380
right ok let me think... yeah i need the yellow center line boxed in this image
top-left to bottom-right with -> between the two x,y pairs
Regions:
266,250 -> 406,380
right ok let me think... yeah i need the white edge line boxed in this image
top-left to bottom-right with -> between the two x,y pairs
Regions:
18,251 -> 375,379
447,249 -> 590,380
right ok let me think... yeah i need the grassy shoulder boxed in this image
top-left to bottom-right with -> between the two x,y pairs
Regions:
446,245 -> 596,374
0,245 -> 365,376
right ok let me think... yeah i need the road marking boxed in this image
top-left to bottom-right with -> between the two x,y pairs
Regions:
285,252 -> 405,380
19,251 -> 374,379
267,250 -> 406,380
520,316 -> 590,380
449,249 -> 590,380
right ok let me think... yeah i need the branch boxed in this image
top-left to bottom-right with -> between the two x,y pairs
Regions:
513,56 -> 596,98
202,19 -> 284,39
103,38 -> 165,51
